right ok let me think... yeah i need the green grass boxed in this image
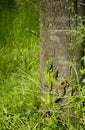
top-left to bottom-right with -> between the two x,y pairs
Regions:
0,0 -> 85,130
0,0 -> 40,129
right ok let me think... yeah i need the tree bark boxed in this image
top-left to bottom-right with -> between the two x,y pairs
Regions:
40,0 -> 81,95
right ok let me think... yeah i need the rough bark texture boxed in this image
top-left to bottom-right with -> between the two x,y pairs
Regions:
78,0 -> 85,16
40,0 -> 85,127
40,0 -> 81,93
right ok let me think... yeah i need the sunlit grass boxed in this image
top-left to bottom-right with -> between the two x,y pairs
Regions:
0,0 -> 40,129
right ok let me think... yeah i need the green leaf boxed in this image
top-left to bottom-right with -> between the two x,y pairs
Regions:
80,69 -> 85,75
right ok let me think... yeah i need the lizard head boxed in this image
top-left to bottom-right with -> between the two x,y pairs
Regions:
46,61 -> 53,72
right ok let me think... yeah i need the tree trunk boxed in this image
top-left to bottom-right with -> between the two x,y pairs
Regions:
40,0 -> 81,96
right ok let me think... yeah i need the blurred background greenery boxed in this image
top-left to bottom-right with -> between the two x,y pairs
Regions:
0,0 -> 40,129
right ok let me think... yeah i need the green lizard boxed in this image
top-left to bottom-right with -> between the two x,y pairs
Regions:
44,61 -> 54,91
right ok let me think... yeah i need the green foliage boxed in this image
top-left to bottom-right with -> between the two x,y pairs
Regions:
0,0 -> 85,129
0,0 -> 40,129
70,18 -> 85,78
